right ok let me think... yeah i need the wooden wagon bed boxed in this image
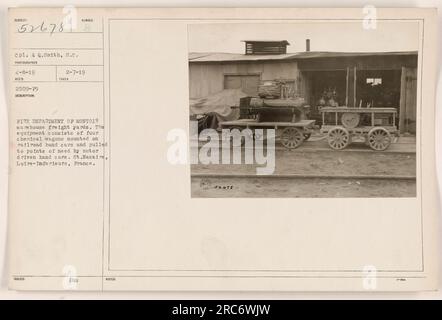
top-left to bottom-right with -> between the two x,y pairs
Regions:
219,119 -> 315,129
319,107 -> 398,150
219,119 -> 316,149
320,107 -> 397,113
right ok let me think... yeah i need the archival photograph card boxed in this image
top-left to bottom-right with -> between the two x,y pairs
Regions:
7,7 -> 439,291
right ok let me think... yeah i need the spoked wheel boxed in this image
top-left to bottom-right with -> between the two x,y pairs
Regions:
281,127 -> 304,149
367,127 -> 391,151
327,127 -> 350,150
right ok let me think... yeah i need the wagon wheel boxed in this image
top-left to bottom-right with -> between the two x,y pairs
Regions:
253,130 -> 263,141
341,113 -> 360,129
281,127 -> 304,149
327,127 -> 350,150
367,127 -> 391,151
228,126 -> 248,146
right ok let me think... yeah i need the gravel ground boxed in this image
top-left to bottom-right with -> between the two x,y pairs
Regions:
191,149 -> 416,177
191,176 -> 416,198
191,148 -> 416,198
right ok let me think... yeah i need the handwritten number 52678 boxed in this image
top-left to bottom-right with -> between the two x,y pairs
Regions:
17,21 -> 64,35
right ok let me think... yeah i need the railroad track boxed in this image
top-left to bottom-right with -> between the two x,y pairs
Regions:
191,173 -> 416,180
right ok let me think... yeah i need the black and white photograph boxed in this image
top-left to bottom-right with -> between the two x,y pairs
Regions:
189,22 -> 419,198
2,4 -> 440,296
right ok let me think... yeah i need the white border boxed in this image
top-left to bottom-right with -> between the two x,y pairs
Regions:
0,0 -> 440,299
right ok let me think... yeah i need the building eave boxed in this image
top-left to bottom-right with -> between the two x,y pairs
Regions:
188,51 -> 419,63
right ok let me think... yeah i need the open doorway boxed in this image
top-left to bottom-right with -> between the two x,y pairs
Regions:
302,70 -> 347,124
355,70 -> 401,109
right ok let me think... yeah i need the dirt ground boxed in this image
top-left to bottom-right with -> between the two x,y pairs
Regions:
191,176 -> 416,198
192,149 -> 416,177
191,148 -> 416,198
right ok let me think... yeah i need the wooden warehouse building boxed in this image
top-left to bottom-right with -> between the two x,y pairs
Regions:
189,40 -> 418,134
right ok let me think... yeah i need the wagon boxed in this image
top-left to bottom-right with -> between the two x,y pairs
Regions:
219,103 -> 316,149
320,107 -> 398,151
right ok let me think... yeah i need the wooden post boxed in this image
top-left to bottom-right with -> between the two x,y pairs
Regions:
353,67 -> 357,109
346,66 -> 357,108
399,66 -> 406,133
345,67 -> 349,106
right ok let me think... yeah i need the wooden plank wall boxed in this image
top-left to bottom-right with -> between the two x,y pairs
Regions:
399,67 -> 418,134
189,61 -> 299,98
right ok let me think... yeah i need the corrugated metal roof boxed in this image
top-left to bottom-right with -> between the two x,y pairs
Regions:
241,40 -> 290,45
188,52 -> 297,62
188,52 -> 216,60
188,51 -> 418,63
